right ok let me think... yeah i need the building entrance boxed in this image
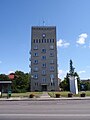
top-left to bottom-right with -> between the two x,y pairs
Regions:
42,85 -> 47,91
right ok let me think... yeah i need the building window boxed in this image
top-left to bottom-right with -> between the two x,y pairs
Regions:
50,74 -> 54,83
35,82 -> 38,86
39,39 -> 41,43
34,66 -> 38,71
44,39 -> 46,43
50,60 -> 54,64
42,48 -> 46,53
34,53 -> 38,57
51,82 -> 52,86
42,70 -> 46,75
51,82 -> 55,86
42,39 -> 46,43
50,45 -> 54,50
53,39 -> 54,43
50,74 -> 54,78
34,46 -> 38,50
34,74 -> 38,79
50,53 -> 54,57
42,56 -> 46,60
50,66 -> 54,71
36,39 -> 38,43
50,39 -> 52,43
42,63 -> 46,67
42,78 -> 46,82
33,39 -> 35,43
34,60 -> 38,64
42,39 -> 44,43
47,39 -> 49,43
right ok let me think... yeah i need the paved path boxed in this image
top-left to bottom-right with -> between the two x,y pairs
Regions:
40,92 -> 50,98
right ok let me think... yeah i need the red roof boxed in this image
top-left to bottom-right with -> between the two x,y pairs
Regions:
8,73 -> 15,80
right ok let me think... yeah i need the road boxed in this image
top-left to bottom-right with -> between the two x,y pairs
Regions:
0,100 -> 90,120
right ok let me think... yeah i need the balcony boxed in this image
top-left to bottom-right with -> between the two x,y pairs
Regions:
29,58 -> 31,61
29,51 -> 31,54
29,64 -> 31,68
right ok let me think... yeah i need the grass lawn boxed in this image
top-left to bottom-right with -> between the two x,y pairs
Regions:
48,91 -> 90,97
1,91 -> 90,98
85,91 -> 90,96
2,92 -> 42,98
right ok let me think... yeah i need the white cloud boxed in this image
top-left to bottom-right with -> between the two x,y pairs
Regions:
80,33 -> 88,38
8,71 -> 15,74
79,70 -> 86,74
76,33 -> 88,45
58,69 -> 63,78
58,69 -> 68,79
57,39 -> 70,48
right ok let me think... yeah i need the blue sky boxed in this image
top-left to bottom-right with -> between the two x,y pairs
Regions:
0,0 -> 90,79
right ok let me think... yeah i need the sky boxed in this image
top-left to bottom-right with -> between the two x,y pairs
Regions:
0,0 -> 90,80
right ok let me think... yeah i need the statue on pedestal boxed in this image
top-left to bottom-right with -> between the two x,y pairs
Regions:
69,59 -> 75,76
69,59 -> 78,94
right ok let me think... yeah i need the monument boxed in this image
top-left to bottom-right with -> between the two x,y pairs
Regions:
69,60 -> 78,94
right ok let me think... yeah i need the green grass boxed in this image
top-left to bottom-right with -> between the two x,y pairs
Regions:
48,91 -> 90,97
1,91 -> 90,98
48,91 -> 70,97
2,92 -> 42,98
84,91 -> 90,96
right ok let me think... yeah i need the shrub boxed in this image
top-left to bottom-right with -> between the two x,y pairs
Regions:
80,93 -> 86,97
29,94 -> 34,98
55,93 -> 61,98
68,93 -> 73,97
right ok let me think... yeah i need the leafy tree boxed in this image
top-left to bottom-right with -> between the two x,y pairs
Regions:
85,82 -> 90,91
12,71 -> 30,93
81,81 -> 90,91
0,74 -> 9,81
60,73 -> 70,91
60,72 -> 80,91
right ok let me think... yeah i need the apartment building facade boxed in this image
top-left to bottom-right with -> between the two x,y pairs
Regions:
30,26 -> 58,91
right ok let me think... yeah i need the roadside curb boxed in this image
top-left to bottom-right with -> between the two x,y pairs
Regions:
0,97 -> 90,101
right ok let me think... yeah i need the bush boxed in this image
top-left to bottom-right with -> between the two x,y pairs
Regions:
29,94 -> 34,98
55,93 -> 61,98
7,94 -> 11,99
80,93 -> 86,97
68,93 -> 73,97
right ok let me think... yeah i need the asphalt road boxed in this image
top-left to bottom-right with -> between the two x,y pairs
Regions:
0,100 -> 90,120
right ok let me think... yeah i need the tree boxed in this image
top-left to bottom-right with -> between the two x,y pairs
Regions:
60,72 -> 80,91
81,81 -> 90,91
85,82 -> 90,91
60,73 -> 70,91
12,71 -> 30,93
0,74 -> 9,81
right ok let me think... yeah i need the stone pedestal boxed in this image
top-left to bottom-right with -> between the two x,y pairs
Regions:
69,76 -> 78,94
